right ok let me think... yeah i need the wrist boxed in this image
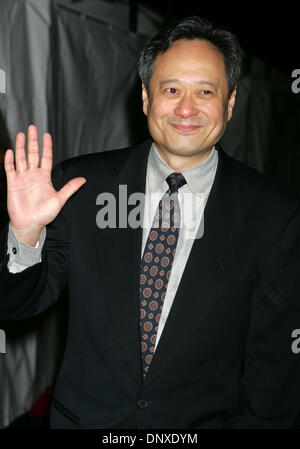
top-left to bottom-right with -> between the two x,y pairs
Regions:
10,224 -> 44,247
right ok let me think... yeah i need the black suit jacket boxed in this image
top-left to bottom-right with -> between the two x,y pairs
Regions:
0,140 -> 300,428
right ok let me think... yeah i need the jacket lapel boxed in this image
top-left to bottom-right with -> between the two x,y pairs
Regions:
142,145 -> 245,388
94,140 -> 152,387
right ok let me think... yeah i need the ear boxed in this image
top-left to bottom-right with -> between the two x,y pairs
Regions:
226,86 -> 237,122
142,83 -> 149,116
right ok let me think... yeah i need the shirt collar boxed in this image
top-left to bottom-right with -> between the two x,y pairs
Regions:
147,143 -> 218,196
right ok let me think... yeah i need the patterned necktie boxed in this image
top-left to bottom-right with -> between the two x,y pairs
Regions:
140,172 -> 187,380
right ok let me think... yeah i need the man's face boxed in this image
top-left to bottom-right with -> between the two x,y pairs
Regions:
142,39 -> 236,165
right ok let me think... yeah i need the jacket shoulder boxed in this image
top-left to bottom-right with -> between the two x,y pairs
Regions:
51,140 -> 151,187
219,147 -> 300,220
55,146 -> 133,178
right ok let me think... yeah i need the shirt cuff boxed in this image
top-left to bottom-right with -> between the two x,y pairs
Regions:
7,223 -> 46,273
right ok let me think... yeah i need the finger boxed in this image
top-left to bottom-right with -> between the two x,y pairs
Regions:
27,124 -> 40,169
40,133 -> 53,171
15,132 -> 27,173
56,177 -> 86,207
4,149 -> 16,183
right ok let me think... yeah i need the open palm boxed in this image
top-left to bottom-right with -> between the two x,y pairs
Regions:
4,125 -> 86,246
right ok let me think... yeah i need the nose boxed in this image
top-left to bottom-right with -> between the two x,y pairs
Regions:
174,94 -> 199,119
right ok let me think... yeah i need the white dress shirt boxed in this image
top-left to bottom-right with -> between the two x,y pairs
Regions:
142,145 -> 218,351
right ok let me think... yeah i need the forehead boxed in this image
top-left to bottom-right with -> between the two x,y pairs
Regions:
151,39 -> 227,86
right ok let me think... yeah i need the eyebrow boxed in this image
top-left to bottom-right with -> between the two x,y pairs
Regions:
159,79 -> 218,89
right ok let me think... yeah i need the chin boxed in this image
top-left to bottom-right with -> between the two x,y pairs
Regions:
165,144 -> 206,158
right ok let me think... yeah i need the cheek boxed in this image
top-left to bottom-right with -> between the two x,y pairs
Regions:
201,102 -> 226,125
149,99 -> 171,121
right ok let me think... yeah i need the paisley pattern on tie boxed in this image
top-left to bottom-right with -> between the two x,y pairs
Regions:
140,172 -> 186,380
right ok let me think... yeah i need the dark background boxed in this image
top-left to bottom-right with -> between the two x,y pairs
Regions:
139,0 -> 298,76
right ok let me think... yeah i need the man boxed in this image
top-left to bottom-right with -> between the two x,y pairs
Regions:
0,16 -> 300,428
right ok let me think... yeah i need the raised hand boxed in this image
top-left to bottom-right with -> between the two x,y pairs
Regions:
4,125 -> 86,246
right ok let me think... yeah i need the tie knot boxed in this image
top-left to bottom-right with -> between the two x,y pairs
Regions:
166,172 -> 187,195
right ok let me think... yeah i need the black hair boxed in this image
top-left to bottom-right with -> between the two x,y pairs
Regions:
138,16 -> 244,97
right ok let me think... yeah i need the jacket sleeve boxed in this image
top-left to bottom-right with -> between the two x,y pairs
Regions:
0,162 -> 71,320
224,202 -> 300,428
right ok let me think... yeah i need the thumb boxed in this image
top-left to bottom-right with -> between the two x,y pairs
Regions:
57,177 -> 86,207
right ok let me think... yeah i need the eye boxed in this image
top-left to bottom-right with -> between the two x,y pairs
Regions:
165,87 -> 177,94
201,90 -> 212,95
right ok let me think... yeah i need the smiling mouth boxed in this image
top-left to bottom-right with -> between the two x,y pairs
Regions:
171,123 -> 202,134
